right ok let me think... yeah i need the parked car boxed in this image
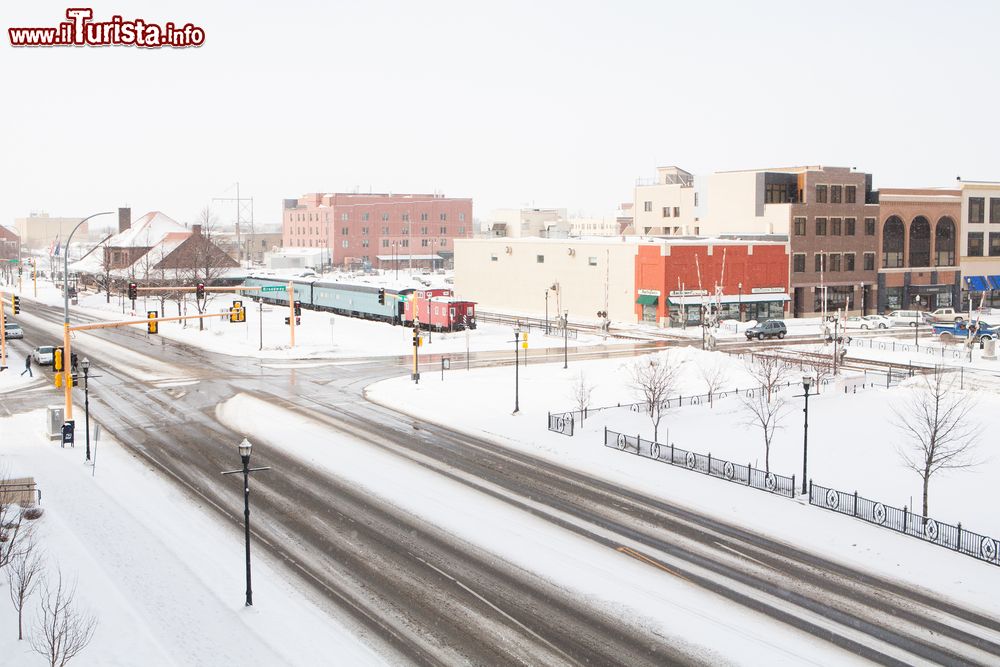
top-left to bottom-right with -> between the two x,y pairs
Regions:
32,345 -> 55,365
887,309 -> 927,327
3,323 -> 23,339
932,320 -> 996,341
843,316 -> 870,330
928,307 -> 963,323
861,315 -> 890,329
745,319 -> 787,340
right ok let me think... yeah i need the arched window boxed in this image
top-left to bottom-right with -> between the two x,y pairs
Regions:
909,216 -> 930,267
882,216 -> 904,268
935,217 -> 956,266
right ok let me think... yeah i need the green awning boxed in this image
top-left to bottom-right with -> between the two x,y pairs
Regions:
636,294 -> 659,305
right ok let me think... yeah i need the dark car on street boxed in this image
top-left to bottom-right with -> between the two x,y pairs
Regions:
745,319 -> 787,340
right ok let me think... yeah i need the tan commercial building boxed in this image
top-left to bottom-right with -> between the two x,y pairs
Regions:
955,180 -> 1000,308
486,208 -> 569,238
14,213 -> 86,249
632,167 -> 699,236
454,237 -> 639,323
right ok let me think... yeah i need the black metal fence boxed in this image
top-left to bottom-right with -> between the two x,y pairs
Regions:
604,428 -> 796,497
547,411 -> 575,436
809,482 -> 999,567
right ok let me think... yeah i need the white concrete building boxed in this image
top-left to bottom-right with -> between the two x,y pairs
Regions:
454,237 -> 638,323
632,167 -> 698,236
487,208 -> 570,238
14,212 -> 86,249
567,217 -> 620,237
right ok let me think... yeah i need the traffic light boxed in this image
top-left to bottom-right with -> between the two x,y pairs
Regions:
295,316 -> 301,325
147,310 -> 158,334
521,332 -> 528,349
53,347 -> 64,372
128,282 -> 137,300
412,330 -> 421,347
378,288 -> 386,305
293,300 -> 302,316
284,316 -> 290,325
230,300 -> 245,323
196,283 -> 205,300
12,296 -> 20,315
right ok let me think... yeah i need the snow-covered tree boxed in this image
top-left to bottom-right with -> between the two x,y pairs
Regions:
570,371 -> 595,423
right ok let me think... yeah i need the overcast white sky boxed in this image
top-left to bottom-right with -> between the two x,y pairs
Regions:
2,0 -> 998,232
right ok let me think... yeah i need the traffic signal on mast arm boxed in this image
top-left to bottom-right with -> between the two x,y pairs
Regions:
53,347 -> 64,372
196,283 -> 205,300
147,311 -> 159,334
12,296 -> 20,315
378,288 -> 386,305
128,282 -> 137,300
294,300 -> 302,316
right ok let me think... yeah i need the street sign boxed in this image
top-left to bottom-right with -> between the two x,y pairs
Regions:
5,259 -> 20,264
260,285 -> 285,292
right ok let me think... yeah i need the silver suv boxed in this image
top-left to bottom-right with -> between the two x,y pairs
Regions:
745,320 -> 787,340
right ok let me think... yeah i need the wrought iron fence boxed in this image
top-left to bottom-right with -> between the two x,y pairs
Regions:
848,336 -> 975,360
603,428 -> 796,497
547,411 -> 575,436
809,482 -> 999,567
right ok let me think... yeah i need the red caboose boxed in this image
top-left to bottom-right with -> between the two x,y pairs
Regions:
404,289 -> 477,331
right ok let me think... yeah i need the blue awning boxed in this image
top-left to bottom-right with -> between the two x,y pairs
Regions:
966,276 -> 989,292
989,275 -> 1000,290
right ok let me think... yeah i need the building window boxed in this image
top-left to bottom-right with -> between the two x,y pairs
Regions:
536,254 -> 544,263
991,198 -> 1000,224
440,226 -> 447,234
845,217 -> 856,235
382,239 -> 389,248
440,239 -> 447,246
793,217 -> 806,235
362,239 -> 370,247
362,213 -> 370,221
401,227 -> 409,235
401,239 -> 409,248
793,254 -> 806,272
970,197 -> 985,224
379,213 -> 387,222
845,185 -> 857,204
662,207 -> 671,218
815,253 -> 826,272
831,185 -> 842,204
382,226 -> 389,235
341,227 -> 349,236
440,213 -> 447,221
588,256 -> 598,266
815,217 -> 827,235
362,227 -> 369,236
341,240 -> 348,248
845,253 -> 855,272
644,201 -> 652,212
458,226 -> 465,235
402,213 -> 410,222
865,218 -> 876,235
490,254 -> 498,262
673,207 -> 680,217
765,183 -> 794,203
459,213 -> 465,222
990,233 -> 1000,256
831,217 -> 842,235
830,253 -> 841,272
420,213 -> 428,221
815,184 -> 828,203
421,239 -> 429,247
863,252 -> 875,271
420,226 -> 428,235
968,232 -> 984,257
882,216 -> 904,267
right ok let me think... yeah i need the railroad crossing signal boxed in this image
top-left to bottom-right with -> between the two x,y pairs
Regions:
378,288 -> 386,305
128,282 -> 137,300
12,295 -> 20,315
196,283 -> 205,300
147,310 -> 159,334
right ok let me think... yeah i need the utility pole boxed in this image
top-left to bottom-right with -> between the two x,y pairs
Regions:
213,182 -> 255,268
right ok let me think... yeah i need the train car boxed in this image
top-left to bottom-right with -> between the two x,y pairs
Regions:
241,275 -> 414,324
403,289 -> 477,331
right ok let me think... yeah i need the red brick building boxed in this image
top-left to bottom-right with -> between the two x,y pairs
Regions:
282,193 -> 473,270
635,240 -> 790,326
0,226 -> 19,261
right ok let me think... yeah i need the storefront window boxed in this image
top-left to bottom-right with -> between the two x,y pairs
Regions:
885,287 -> 904,312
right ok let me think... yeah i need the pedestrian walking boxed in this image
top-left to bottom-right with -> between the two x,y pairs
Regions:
21,354 -> 32,377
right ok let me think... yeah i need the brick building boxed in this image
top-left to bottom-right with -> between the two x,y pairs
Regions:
876,188 -> 962,313
0,226 -> 19,260
282,193 -> 473,270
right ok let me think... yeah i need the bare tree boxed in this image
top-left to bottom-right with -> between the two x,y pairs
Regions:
31,570 -> 97,667
7,538 -> 43,640
187,207 -> 229,331
699,357 -> 729,407
570,371 -> 595,423
96,240 -> 115,304
630,353 -> 680,442
741,354 -> 791,471
892,367 -> 983,518
807,354 -> 832,394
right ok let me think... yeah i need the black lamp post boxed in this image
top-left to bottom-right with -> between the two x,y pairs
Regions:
801,374 -> 812,496
82,358 -> 91,462
738,281 -> 743,322
221,438 -> 270,606
513,327 -> 521,413
563,311 -> 568,369
545,289 -> 549,335
914,294 -> 920,347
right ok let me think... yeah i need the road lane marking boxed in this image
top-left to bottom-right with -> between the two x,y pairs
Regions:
616,546 -> 692,582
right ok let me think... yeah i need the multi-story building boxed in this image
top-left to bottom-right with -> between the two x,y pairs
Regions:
875,188 -> 961,313
567,217 -> 620,237
704,166 -> 880,316
632,167 -> 698,236
0,226 -> 19,260
14,212 -> 86,249
956,180 -> 1000,308
282,193 -> 472,270
486,208 -> 568,238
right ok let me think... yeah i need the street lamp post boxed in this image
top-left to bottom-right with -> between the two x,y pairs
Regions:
82,358 -> 91,462
563,311 -> 568,369
513,327 -> 521,413
545,289 -> 549,335
801,375 -> 812,496
914,294 -> 921,347
220,438 -> 271,606
738,282 -> 743,322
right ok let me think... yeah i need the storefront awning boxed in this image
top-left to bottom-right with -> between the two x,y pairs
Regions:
667,293 -> 790,306
965,276 -> 990,292
636,294 -> 659,305
989,275 -> 1000,290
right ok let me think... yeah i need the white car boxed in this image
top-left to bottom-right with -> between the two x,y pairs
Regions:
32,345 -> 55,366
862,315 -> 891,329
887,309 -> 927,327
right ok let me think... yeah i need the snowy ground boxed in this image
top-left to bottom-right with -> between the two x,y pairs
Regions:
0,374 -> 382,666
17,284 -> 617,360
366,346 -> 1000,618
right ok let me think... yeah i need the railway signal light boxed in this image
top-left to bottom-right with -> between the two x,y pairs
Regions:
378,288 -> 386,305
12,296 -> 20,315
196,283 -> 205,300
294,300 -> 302,316
128,282 -> 137,300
